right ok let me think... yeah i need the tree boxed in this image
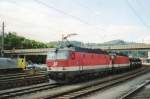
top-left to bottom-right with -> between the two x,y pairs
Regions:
2,32 -> 54,50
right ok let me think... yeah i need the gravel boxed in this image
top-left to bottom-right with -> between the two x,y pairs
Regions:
85,71 -> 150,99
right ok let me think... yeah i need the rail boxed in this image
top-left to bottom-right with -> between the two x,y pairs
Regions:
119,80 -> 150,99
0,83 -> 60,98
0,72 -> 48,90
43,67 -> 150,99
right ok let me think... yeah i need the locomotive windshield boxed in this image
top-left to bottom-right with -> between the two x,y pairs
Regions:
47,50 -> 69,60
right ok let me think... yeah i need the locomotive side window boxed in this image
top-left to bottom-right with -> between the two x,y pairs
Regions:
47,50 -> 69,60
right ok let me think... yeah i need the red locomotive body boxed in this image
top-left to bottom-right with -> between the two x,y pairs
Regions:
46,46 -> 140,82
113,55 -> 130,68
47,48 -> 112,72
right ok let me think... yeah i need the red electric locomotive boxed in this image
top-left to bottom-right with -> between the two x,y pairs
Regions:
46,46 -> 133,82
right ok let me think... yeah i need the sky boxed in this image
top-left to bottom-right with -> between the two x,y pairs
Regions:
0,0 -> 150,43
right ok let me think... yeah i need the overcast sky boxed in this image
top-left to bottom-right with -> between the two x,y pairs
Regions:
0,0 -> 150,43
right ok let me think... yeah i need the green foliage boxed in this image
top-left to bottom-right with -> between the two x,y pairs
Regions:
2,32 -> 54,49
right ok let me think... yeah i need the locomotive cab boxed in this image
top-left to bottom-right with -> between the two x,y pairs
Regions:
47,49 -> 70,61
46,48 -> 74,71
46,48 -> 77,82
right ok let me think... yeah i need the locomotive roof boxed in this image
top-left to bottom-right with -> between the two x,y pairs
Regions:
108,52 -> 128,57
50,47 -> 108,54
74,47 -> 108,54
50,47 -> 128,56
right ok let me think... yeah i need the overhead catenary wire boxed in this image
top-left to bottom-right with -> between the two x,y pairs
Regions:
126,0 -> 150,43
126,0 -> 150,30
0,1 -> 35,26
74,1 -> 108,39
0,0 -> 66,34
33,0 -> 90,25
33,0 -> 107,40
74,1 -> 102,17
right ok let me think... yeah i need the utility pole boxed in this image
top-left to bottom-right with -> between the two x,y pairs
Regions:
1,22 -> 4,57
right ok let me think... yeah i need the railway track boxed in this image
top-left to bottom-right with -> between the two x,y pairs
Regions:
0,70 -> 48,90
0,83 -> 60,99
1,67 -> 148,99
0,70 -> 46,78
119,80 -> 150,99
0,71 -> 46,81
42,67 -> 150,99
0,71 -> 46,80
